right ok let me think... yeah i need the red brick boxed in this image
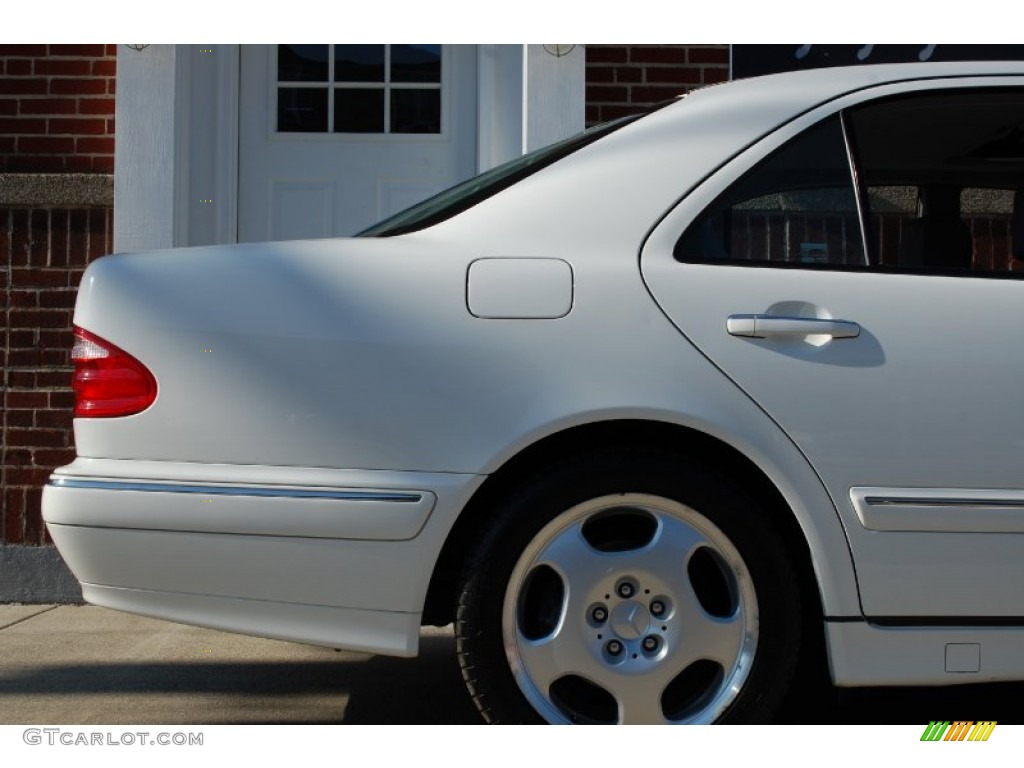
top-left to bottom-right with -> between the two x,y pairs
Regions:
49,390 -> 75,408
0,116 -> 46,133
5,59 -> 32,76
630,85 -> 690,103
8,289 -> 38,307
587,85 -> 629,103
5,429 -> 67,448
29,209 -> 50,265
0,45 -> 47,56
9,208 -> 29,263
645,67 -> 703,85
594,104 -> 646,122
67,210 -> 89,265
63,155 -> 94,172
35,409 -> 73,429
8,329 -> 36,347
34,58 -> 94,77
630,47 -> 689,65
39,328 -> 74,347
18,98 -> 78,116
91,156 -> 114,173
107,79 -> 115,95
688,46 -> 730,65
0,78 -> 47,95
33,448 -> 76,467
702,68 -> 728,85
5,409 -> 35,427
6,155 -> 66,172
48,116 -> 108,135
615,67 -> 642,84
49,45 -> 107,57
4,448 -> 33,465
87,209 -> 109,258
587,46 -> 628,64
18,136 -> 75,154
92,59 -> 116,77
36,369 -> 73,387
5,391 -> 50,408
7,349 -> 42,366
49,78 -> 107,95
8,372 -> 37,389
0,98 -> 15,114
5,466 -> 54,487
77,97 -> 115,115
23,489 -> 45,544
4,489 -> 25,544
38,289 -> 77,309
8,308 -> 71,329
586,66 -> 616,84
48,209 -> 70,267
76,136 -> 114,154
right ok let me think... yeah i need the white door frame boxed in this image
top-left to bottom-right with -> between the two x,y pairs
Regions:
115,44 -> 584,252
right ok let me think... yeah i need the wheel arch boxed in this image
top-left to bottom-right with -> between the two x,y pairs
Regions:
422,418 -> 826,644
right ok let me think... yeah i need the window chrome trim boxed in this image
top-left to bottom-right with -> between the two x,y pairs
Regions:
48,477 -> 422,503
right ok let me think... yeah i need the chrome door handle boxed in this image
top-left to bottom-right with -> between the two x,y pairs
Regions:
726,314 -> 860,339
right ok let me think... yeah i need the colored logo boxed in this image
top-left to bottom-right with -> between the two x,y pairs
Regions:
921,721 -> 996,742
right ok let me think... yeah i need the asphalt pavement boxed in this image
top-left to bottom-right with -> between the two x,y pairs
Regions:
2,605 -> 1022,725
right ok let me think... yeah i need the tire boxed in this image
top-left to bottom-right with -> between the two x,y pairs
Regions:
455,454 -> 801,724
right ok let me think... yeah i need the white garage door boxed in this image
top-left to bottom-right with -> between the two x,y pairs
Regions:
238,44 -> 478,241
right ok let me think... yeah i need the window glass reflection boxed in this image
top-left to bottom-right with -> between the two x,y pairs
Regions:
278,45 -> 329,82
391,45 -> 441,83
391,89 -> 441,133
335,45 -> 386,82
277,87 -> 328,132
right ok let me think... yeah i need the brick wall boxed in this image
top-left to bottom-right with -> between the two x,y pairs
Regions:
1,45 -> 114,551
1,208 -> 112,545
0,44 -> 116,173
585,45 -> 729,125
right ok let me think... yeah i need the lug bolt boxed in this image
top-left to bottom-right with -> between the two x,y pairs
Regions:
617,582 -> 635,599
642,636 -> 660,652
650,600 -> 666,617
606,639 -> 624,656
591,606 -> 608,623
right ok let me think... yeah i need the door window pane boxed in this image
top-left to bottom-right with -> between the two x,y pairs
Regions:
849,90 -> 1024,274
391,89 -> 441,133
335,89 -> 385,133
675,116 -> 865,267
277,45 -> 329,82
391,45 -> 441,83
277,87 -> 328,133
335,45 -> 385,82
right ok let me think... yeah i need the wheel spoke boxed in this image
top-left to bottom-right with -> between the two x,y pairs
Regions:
637,513 -> 712,578
606,670 -> 674,725
514,617 -> 607,694
533,520 -> 614,591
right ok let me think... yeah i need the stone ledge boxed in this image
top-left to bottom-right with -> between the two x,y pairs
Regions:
0,173 -> 113,208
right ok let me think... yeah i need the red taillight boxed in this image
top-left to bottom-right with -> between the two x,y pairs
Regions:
71,326 -> 158,418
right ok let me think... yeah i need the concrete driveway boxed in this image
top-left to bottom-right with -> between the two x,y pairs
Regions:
2,605 -> 1021,725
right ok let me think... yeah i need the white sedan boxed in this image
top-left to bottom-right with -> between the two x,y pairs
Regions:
43,61 -> 1024,724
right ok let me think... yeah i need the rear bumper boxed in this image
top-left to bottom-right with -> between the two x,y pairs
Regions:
43,458 -> 484,655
